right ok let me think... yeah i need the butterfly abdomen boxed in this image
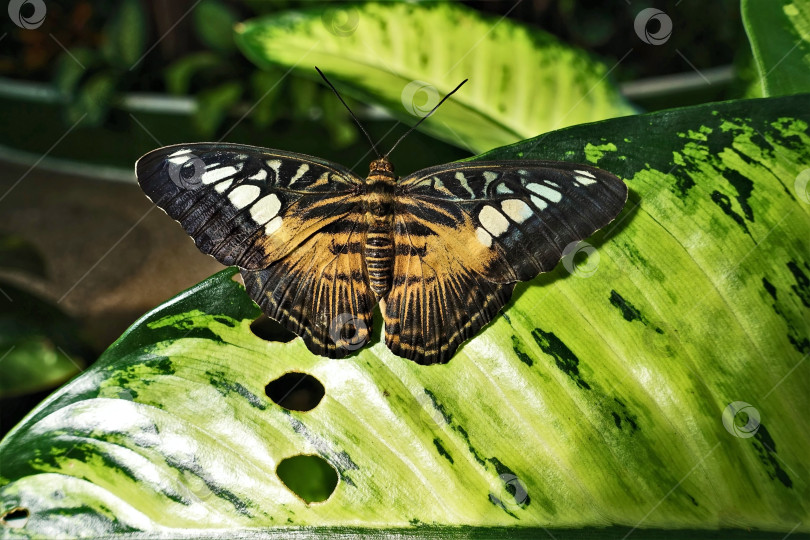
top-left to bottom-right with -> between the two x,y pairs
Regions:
365,227 -> 393,297
363,163 -> 397,298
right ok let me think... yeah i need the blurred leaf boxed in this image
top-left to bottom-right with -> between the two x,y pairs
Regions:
64,70 -> 118,127
165,52 -> 224,95
248,68 -> 283,127
194,0 -> 240,54
289,76 -> 318,118
732,46 -> 765,99
1,94 -> 809,535
52,48 -> 98,97
235,2 -> 636,153
320,90 -> 357,148
0,234 -> 46,279
0,282 -> 85,399
0,338 -> 82,398
101,0 -> 147,69
743,0 -> 810,96
193,81 -> 243,137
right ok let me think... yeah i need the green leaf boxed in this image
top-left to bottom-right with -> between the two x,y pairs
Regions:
0,338 -> 82,399
1,94 -> 808,536
288,75 -> 319,118
194,0 -> 240,54
234,3 -> 636,153
248,68 -> 283,127
193,81 -> 244,137
742,0 -> 810,96
64,71 -> 118,127
164,52 -> 224,95
0,283 -> 85,399
320,88 -> 358,148
100,0 -> 147,69
52,48 -> 99,97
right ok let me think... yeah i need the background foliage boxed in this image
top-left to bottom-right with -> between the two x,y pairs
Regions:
0,0 -> 808,536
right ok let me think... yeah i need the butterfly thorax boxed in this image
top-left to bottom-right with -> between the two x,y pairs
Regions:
363,157 -> 397,298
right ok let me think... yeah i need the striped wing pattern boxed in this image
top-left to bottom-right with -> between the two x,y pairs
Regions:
136,143 -> 375,358
240,216 -> 376,359
137,145 -> 627,364
386,161 -> 627,363
136,143 -> 362,269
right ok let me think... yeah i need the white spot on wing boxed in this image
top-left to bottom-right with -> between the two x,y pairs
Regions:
544,180 -> 561,188
455,171 -> 475,198
478,205 -> 510,237
475,227 -> 492,247
482,171 -> 499,193
265,216 -> 283,235
574,169 -> 595,178
290,163 -> 309,184
501,199 -> 533,224
526,183 -> 562,202
531,195 -> 548,210
202,166 -> 237,185
214,180 -> 232,193
167,155 -> 189,165
228,184 -> 260,209
250,169 -> 267,181
249,193 -> 281,224
167,149 -> 195,166
266,160 -> 281,175
574,175 -> 597,186
496,184 -> 513,195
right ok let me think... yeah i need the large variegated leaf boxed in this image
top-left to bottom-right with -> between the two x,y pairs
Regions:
1,94 -> 808,537
234,2 -> 636,153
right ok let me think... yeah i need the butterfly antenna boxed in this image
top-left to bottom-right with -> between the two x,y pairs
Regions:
315,67 -> 381,159
384,78 -> 468,159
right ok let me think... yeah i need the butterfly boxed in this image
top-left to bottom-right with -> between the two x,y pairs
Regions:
136,70 -> 627,365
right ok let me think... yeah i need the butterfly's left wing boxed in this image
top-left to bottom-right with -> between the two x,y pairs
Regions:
383,161 -> 628,364
136,143 -> 376,358
240,217 -> 376,359
136,143 -> 364,269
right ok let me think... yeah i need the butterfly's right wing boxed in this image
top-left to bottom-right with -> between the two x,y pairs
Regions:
383,161 -> 628,364
136,143 -> 364,269
137,143 -> 376,358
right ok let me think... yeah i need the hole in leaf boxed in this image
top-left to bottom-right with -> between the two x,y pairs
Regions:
276,455 -> 338,504
1,507 -> 29,528
266,372 -> 324,411
250,315 -> 296,343
231,272 -> 245,287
